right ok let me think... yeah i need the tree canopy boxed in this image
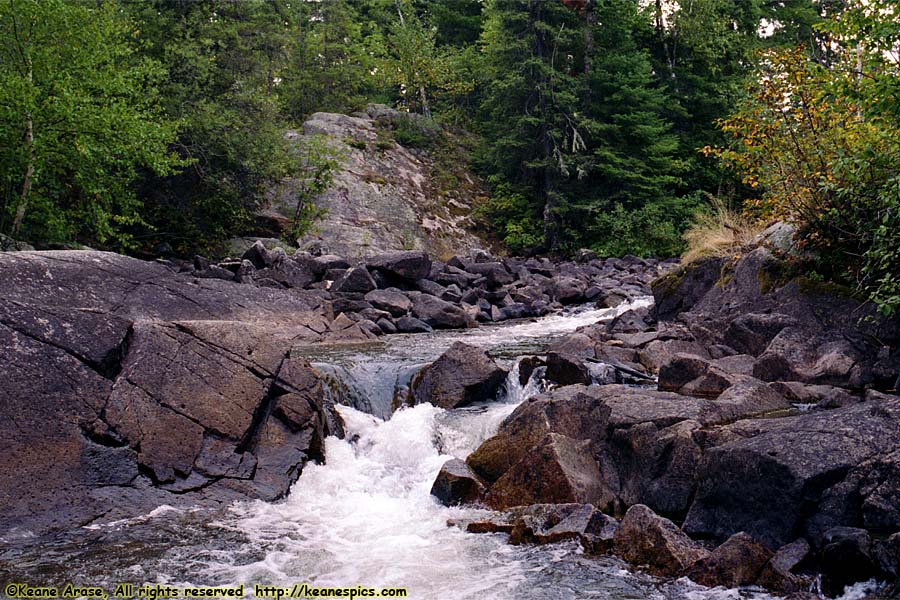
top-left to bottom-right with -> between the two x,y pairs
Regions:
0,0 -> 896,311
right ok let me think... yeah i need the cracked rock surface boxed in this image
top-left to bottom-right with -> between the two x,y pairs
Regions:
0,251 -> 336,536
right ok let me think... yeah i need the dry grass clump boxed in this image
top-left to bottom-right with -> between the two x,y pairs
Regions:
682,198 -> 765,264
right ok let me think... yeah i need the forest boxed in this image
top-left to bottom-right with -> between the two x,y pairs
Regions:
0,0 -> 898,313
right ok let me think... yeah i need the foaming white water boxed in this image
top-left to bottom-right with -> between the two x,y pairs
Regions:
189,296 -> 777,599
217,404 -> 528,598
301,297 -> 652,419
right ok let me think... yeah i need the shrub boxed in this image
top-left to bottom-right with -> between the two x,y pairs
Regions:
682,198 -> 764,264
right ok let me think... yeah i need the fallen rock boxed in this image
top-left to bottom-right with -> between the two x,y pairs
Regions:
819,527 -> 881,597
684,531 -> 774,588
364,288 -> 412,317
396,315 -> 433,333
757,539 -> 812,593
331,266 -> 377,294
430,458 -> 487,505
613,504 -> 710,576
485,433 -> 604,510
408,291 -> 473,329
545,352 -> 591,386
507,503 -> 619,553
366,250 -> 432,281
410,342 -> 507,409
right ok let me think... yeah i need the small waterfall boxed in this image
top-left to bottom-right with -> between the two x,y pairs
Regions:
315,360 -> 424,420
501,360 -> 548,406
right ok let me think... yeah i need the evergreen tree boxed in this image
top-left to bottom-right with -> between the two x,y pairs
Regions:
477,0 -> 585,252
575,0 -> 687,255
279,0 -> 389,120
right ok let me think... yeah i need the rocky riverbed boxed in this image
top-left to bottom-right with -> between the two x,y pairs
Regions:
1,241 -> 899,598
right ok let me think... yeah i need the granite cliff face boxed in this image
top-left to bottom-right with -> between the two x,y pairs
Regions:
264,106 -> 488,260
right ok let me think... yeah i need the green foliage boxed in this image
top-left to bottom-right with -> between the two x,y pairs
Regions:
391,115 -> 441,149
711,2 -> 900,314
282,136 -> 341,243
279,0 -> 391,120
591,193 -> 707,258
474,179 -> 543,254
0,0 -> 180,248
124,0 -> 298,254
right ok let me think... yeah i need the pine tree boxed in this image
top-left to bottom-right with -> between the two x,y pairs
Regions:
478,0 -> 585,252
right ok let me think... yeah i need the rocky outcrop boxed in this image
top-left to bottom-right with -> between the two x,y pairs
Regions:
265,107 -> 488,259
0,250 -> 338,536
455,242 -> 900,594
683,397 -> 900,548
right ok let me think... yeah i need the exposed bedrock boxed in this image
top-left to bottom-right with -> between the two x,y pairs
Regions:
443,242 -> 900,595
0,250 -> 338,536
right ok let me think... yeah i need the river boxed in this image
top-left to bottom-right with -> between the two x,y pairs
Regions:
0,301 -> 880,599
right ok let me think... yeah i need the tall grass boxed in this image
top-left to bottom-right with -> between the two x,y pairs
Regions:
682,198 -> 765,264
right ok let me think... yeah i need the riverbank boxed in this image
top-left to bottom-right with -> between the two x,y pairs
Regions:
1,243 -> 898,598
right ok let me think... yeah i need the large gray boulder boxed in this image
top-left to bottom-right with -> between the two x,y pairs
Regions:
366,250 -> 432,281
410,341 -> 507,409
407,291 -> 473,329
684,396 -> 900,547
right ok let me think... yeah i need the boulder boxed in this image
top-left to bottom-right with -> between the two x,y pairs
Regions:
396,315 -> 433,333
311,254 -> 351,276
468,385 -> 709,517
553,277 -> 587,304
242,240 -> 277,269
485,433 -> 604,510
651,257 -> 724,321
545,352 -> 591,386
364,288 -> 412,317
465,262 -> 513,288
408,291 -> 473,329
658,354 -> 710,391
819,527 -> 881,597
684,532 -> 774,588
366,251 -> 432,281
724,313 -> 799,356
506,503 -> 619,553
331,266 -> 377,294
698,378 -> 790,426
430,458 -> 487,505
684,397 -> 900,548
757,539 -> 812,593
410,342 -> 507,409
613,504 -> 710,576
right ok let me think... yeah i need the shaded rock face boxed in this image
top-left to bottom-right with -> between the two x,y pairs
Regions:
430,459 -> 486,506
684,397 -> 900,549
613,504 -> 710,576
466,385 -> 712,517
684,532 -> 774,588
453,243 -> 900,593
268,108 -> 488,260
410,342 -> 507,409
0,251 -> 338,536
